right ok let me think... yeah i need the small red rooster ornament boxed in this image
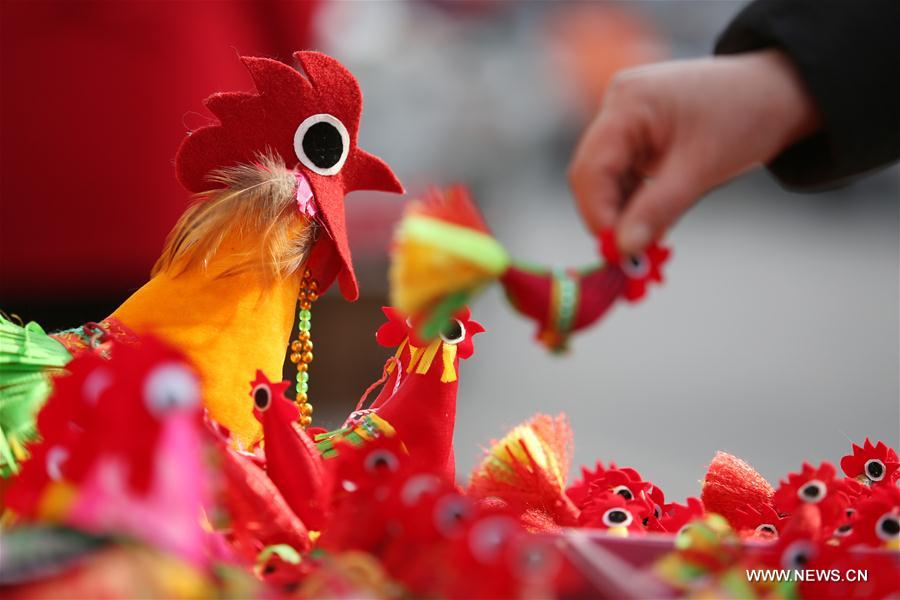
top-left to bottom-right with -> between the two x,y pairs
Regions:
840,438 -> 900,487
360,306 -> 483,482
389,186 -> 670,351
250,370 -> 332,531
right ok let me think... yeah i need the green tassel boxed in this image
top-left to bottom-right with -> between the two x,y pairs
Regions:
0,313 -> 72,476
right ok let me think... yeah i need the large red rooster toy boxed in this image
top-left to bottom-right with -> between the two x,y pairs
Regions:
0,51 -> 404,466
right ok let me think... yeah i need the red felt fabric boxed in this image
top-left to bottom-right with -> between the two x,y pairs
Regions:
500,264 -> 625,349
0,2 -> 319,298
175,51 -> 403,300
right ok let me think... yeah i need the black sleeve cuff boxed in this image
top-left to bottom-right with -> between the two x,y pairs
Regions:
715,0 -> 900,190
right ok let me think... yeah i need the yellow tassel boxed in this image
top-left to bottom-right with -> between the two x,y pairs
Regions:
440,343 -> 457,383
414,339 -> 441,375
406,344 -> 422,373
390,213 -> 509,316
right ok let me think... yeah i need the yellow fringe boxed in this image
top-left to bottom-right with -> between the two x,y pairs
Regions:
440,343 -> 457,383
414,339 -> 441,375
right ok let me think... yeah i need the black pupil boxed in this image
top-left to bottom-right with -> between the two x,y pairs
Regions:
761,525 -> 775,533
628,256 -> 644,268
882,518 -> 900,536
372,455 -> 389,469
837,525 -> 852,534
442,320 -> 463,342
867,461 -> 884,478
253,388 -> 269,409
608,510 -> 628,524
794,552 -> 809,566
802,484 -> 820,498
616,489 -> 633,500
302,122 -> 343,169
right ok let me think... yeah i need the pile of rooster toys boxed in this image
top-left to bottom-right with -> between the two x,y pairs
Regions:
0,331 -> 898,598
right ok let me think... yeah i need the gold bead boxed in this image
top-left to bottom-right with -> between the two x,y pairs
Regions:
299,291 -> 308,301
296,392 -> 308,404
307,291 -> 318,302
297,362 -> 309,372
304,269 -> 312,279
301,351 -> 314,363
302,340 -> 313,353
308,280 -> 318,292
291,340 -> 303,352
300,404 -> 313,416
289,352 -> 302,364
300,416 -> 313,427
300,301 -> 312,311
297,330 -> 310,342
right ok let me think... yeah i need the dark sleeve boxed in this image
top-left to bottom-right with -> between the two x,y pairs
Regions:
715,0 -> 900,190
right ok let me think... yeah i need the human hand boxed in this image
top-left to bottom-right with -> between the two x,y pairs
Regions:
568,50 -> 821,254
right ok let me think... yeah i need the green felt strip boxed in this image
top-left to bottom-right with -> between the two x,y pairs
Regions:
402,216 -> 510,275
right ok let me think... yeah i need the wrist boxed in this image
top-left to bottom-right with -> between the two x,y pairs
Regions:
739,49 -> 822,150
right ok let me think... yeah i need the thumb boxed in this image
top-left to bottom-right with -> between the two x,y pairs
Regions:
615,163 -> 702,254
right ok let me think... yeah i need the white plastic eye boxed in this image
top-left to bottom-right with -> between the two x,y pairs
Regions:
602,508 -> 633,528
364,449 -> 399,473
144,363 -> 200,416
797,480 -> 827,504
512,538 -> 561,582
433,495 -> 472,538
468,516 -> 518,564
755,523 -> 778,537
401,474 -> 441,506
833,524 -> 853,537
252,384 -> 272,412
864,459 -> 886,482
612,485 -> 634,501
875,514 -> 900,541
46,446 -> 69,481
621,254 -> 650,278
82,367 -> 113,405
781,540 -> 816,570
439,319 -> 466,345
293,113 -> 350,176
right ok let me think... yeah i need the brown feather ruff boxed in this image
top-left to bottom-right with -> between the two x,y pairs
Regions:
152,152 -> 315,282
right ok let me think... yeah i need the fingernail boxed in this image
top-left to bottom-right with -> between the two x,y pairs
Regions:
619,223 -> 650,253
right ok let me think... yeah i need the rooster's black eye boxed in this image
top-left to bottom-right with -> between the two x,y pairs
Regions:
294,113 -> 349,176
602,508 -> 633,528
797,480 -> 827,503
440,319 -> 466,345
253,385 -> 272,411
865,459 -> 886,482
612,485 -> 634,501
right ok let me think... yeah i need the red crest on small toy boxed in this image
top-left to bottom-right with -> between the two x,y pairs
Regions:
773,461 -> 851,528
598,228 -> 670,301
175,51 -> 404,300
839,438 -> 900,486
578,490 -> 648,532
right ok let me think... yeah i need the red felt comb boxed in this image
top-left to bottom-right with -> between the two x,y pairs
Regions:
175,51 -> 404,300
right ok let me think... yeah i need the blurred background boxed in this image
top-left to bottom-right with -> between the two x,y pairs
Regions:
2,1 -> 897,502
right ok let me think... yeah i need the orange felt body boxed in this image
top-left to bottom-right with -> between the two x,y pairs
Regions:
111,237 -> 301,447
